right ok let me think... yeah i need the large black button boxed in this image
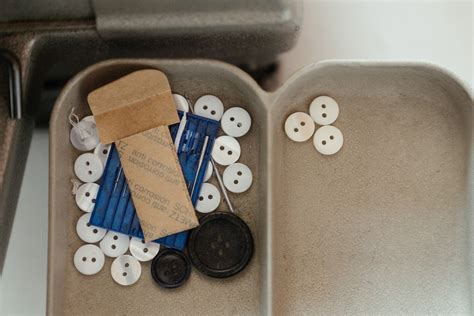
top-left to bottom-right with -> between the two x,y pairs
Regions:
151,249 -> 191,288
188,212 -> 254,278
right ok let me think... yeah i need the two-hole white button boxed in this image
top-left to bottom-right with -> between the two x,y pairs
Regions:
111,255 -> 142,286
94,143 -> 111,167
173,93 -> 190,112
129,237 -> 160,262
75,182 -> 99,212
73,244 -> 105,275
74,153 -> 104,183
76,213 -> 107,243
100,231 -> 130,258
221,107 -> 251,137
313,125 -> 343,155
196,183 -> 221,213
211,136 -> 241,166
309,96 -> 339,126
195,95 -> 224,121
70,119 -> 100,152
284,112 -> 315,142
223,163 -> 253,193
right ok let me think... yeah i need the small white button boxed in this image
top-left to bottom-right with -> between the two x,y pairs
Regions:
313,125 -> 344,155
173,94 -> 190,112
111,255 -> 142,286
73,244 -> 105,275
196,183 -> 221,213
284,112 -> 315,142
100,231 -> 130,258
129,237 -> 160,262
75,182 -> 99,212
203,162 -> 213,182
76,213 -> 107,243
74,153 -> 104,183
93,143 -> 111,167
194,95 -> 224,120
309,96 -> 339,126
70,120 -> 100,151
223,163 -> 253,193
81,115 -> 95,123
211,136 -> 241,166
221,107 -> 252,138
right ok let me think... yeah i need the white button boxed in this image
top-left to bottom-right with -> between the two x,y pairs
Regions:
73,244 -> 105,275
75,182 -> 99,212
309,96 -> 339,125
313,125 -> 344,155
82,115 -> 95,123
196,183 -> 221,213
111,255 -> 142,286
203,162 -> 213,182
221,107 -> 252,137
129,237 -> 160,262
284,112 -> 315,142
194,95 -> 224,120
74,153 -> 104,183
222,163 -> 253,193
93,143 -> 111,167
100,231 -> 130,258
70,120 -> 100,151
211,136 -> 241,166
76,213 -> 107,243
173,93 -> 190,112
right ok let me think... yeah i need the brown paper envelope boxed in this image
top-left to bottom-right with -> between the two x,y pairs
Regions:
116,127 -> 198,241
88,69 -> 197,241
87,69 -> 179,144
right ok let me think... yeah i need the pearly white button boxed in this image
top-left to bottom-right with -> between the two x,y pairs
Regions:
173,93 -> 190,112
211,136 -> 241,166
74,153 -> 104,183
81,115 -> 95,123
309,96 -> 339,126
93,143 -> 111,167
75,182 -> 99,212
221,107 -> 252,138
100,231 -> 130,258
284,112 -> 315,142
194,95 -> 224,121
73,244 -> 105,275
222,163 -> 253,193
313,125 -> 344,155
195,183 -> 221,213
70,120 -> 100,152
111,255 -> 142,286
203,162 -> 213,182
76,213 -> 107,243
129,237 -> 160,262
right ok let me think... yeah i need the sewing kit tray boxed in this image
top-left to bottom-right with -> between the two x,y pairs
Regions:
48,59 -> 472,315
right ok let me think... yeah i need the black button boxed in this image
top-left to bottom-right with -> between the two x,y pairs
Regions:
188,212 -> 254,278
151,249 -> 191,288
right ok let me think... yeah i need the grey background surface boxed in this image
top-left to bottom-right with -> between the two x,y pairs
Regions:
1,1 -> 472,315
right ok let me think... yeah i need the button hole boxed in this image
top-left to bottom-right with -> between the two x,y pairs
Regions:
322,140 -> 327,145
322,113 -> 327,118
208,195 -> 213,199
227,151 -> 232,156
